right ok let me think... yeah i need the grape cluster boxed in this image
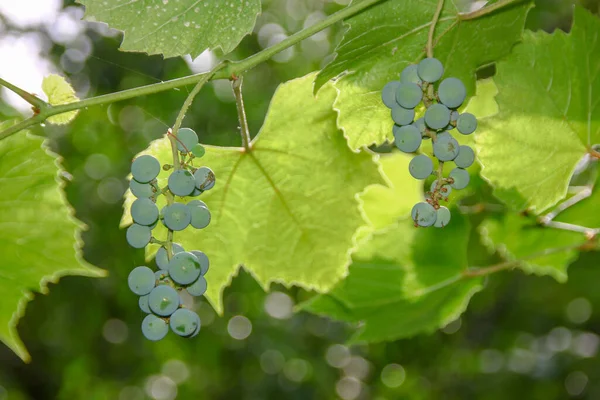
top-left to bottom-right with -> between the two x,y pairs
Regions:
381,57 -> 477,228
125,128 -> 215,341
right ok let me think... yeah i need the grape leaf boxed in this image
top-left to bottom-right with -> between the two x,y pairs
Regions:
317,0 -> 531,150
0,124 -> 105,362
122,74 -> 383,313
42,75 -> 79,125
477,7 -> 599,212
479,213 -> 584,283
302,214 -> 482,343
78,0 -> 261,58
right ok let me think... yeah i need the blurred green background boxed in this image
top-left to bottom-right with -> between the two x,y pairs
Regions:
0,0 -> 600,399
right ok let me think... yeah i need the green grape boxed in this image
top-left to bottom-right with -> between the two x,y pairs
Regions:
131,155 -> 160,183
400,64 -> 421,85
454,145 -> 475,168
434,206 -> 451,228
162,203 -> 191,231
139,295 -> 150,313
129,179 -> 154,198
141,314 -> 169,341
155,270 -> 170,282
128,266 -> 156,296
430,180 -> 452,198
126,224 -> 151,249
411,202 -> 437,227
188,202 -> 211,229
449,168 -> 470,190
176,128 -> 199,153
168,252 -> 201,285
450,110 -> 459,122
155,243 -> 184,270
424,103 -> 451,130
169,308 -> 201,337
409,155 -> 433,180
394,125 -> 422,153
194,167 -> 216,191
186,276 -> 207,296
131,198 -> 159,226
438,78 -> 466,109
395,82 -> 422,109
148,285 -> 180,317
190,250 -> 209,275
456,113 -> 477,135
381,81 -> 401,108
433,134 -> 459,161
168,170 -> 196,197
417,58 -> 444,83
192,144 -> 206,158
391,105 -> 415,126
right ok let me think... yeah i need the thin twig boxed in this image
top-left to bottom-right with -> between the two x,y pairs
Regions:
458,0 -> 525,21
232,76 -> 252,151
0,77 -> 48,110
541,186 -> 593,222
427,0 -> 445,58
544,221 -> 599,237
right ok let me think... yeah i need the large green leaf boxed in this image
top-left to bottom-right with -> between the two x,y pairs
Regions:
0,124 -> 104,362
302,215 -> 483,343
477,7 -> 600,212
317,0 -> 530,150
78,0 -> 261,58
122,74 -> 383,313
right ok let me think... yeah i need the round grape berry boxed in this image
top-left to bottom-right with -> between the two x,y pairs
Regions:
128,266 -> 156,296
400,64 -> 422,85
454,145 -> 475,169
433,134 -> 460,161
411,202 -> 437,227
449,168 -> 470,190
456,113 -> 477,135
186,276 -> 208,296
129,179 -> 154,198
425,103 -> 451,130
139,295 -> 151,313
394,125 -> 422,153
168,252 -> 201,285
168,170 -> 196,197
190,250 -> 209,275
395,82 -> 422,109
162,203 -> 192,231
381,81 -> 401,108
434,206 -> 451,228
191,144 -> 205,158
409,155 -> 433,180
148,285 -> 180,317
391,105 -> 415,126
417,58 -> 444,83
155,243 -> 185,270
176,128 -> 199,153
141,314 -> 169,341
169,308 -> 201,337
131,155 -> 160,183
412,118 -> 427,136
194,167 -> 215,190
430,180 -> 452,199
131,198 -> 159,226
188,201 -> 211,229
126,224 -> 151,249
438,78 -> 466,109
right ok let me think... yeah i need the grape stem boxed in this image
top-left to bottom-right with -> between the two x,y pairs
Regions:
0,0 -> 388,141
0,77 -> 48,111
232,76 -> 252,151
426,0 -> 445,58
539,184 -> 598,238
458,0 -> 526,21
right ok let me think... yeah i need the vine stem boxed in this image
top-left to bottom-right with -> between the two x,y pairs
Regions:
427,0 -> 445,58
0,0 -> 387,141
232,76 -> 251,151
462,242 -> 590,278
0,77 -> 48,110
459,0 -> 525,21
